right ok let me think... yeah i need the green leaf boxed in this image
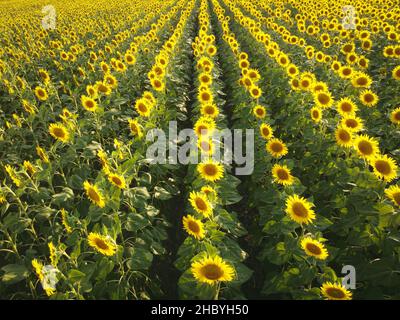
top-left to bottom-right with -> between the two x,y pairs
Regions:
1,264 -> 29,284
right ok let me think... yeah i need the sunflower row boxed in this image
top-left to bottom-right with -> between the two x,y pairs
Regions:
213,0 -> 352,300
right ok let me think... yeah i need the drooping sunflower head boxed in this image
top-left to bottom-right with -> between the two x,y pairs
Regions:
385,185 -> 400,207
191,255 -> 235,285
321,282 -> 352,300
189,191 -> 212,217
36,146 -> 49,163
285,194 -> 316,225
266,138 -> 288,158
83,180 -> 105,208
49,123 -> 70,143
182,215 -> 205,240
371,154 -> 398,182
353,135 -> 380,159
271,164 -> 294,186
197,160 -> 224,182
301,237 -> 328,260
87,232 -> 117,256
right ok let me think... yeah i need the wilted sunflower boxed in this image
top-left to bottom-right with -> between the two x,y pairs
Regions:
34,86 -> 48,101
83,181 -> 105,208
335,126 -> 353,148
359,89 -> 379,107
337,97 -> 357,116
310,107 -> 322,123
49,123 -> 70,143
128,118 -> 143,138
253,105 -> 266,119
353,135 -> 379,159
81,95 -> 98,112
285,194 -> 316,225
266,138 -> 288,158
385,185 -> 400,207
321,282 -> 352,300
390,107 -> 400,124
108,173 -> 126,189
23,160 -> 36,176
87,232 -> 117,256
197,160 -> 224,182
301,237 -> 328,260
191,255 -> 235,285
371,155 -> 398,182
260,123 -> 273,139
182,215 -> 205,240
271,164 -> 294,186
189,191 -> 212,217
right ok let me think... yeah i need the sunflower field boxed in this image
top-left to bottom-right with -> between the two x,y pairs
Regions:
0,0 -> 400,301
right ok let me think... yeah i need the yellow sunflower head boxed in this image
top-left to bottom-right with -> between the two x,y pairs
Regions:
191,255 -> 235,285
321,282 -> 352,300
87,232 -> 117,256
371,154 -> 398,182
266,138 -> 288,158
189,191 -> 213,217
49,123 -> 70,143
197,160 -> 224,182
385,185 -> 400,207
271,164 -> 294,186
301,237 -> 328,260
83,180 -> 105,208
285,194 -> 316,225
182,215 -> 205,240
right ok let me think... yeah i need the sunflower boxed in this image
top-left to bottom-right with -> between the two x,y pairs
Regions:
310,107 -> 322,123
191,255 -> 235,285
253,105 -> 266,119
86,85 -> 98,99
359,89 -> 379,107
189,191 -> 212,217
5,165 -> 21,187
34,86 -> 48,101
108,173 -> 126,189
36,146 -> 49,163
49,123 -> 70,143
271,164 -> 294,186
321,282 -> 352,300
351,71 -> 372,88
201,185 -> 217,199
337,97 -> 357,116
143,91 -> 156,105
194,117 -> 215,137
353,135 -> 380,159
339,66 -> 353,79
260,123 -> 274,139
95,81 -> 112,95
128,118 -> 143,138
390,107 -> 400,124
385,185 -> 400,207
104,74 -> 118,88
198,89 -> 213,104
314,91 -> 333,109
124,52 -> 136,65
197,160 -> 224,182
341,116 -> 363,132
249,85 -> 262,99
81,95 -> 98,112
83,180 -> 105,208
182,215 -> 205,240
197,137 -> 214,155
285,194 -> 316,225
301,237 -> 328,260
266,138 -> 288,158
135,98 -> 151,117
371,155 -> 398,182
199,72 -> 212,86
151,78 -> 165,91
200,103 -> 219,118
392,65 -> 400,80
87,232 -> 117,256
